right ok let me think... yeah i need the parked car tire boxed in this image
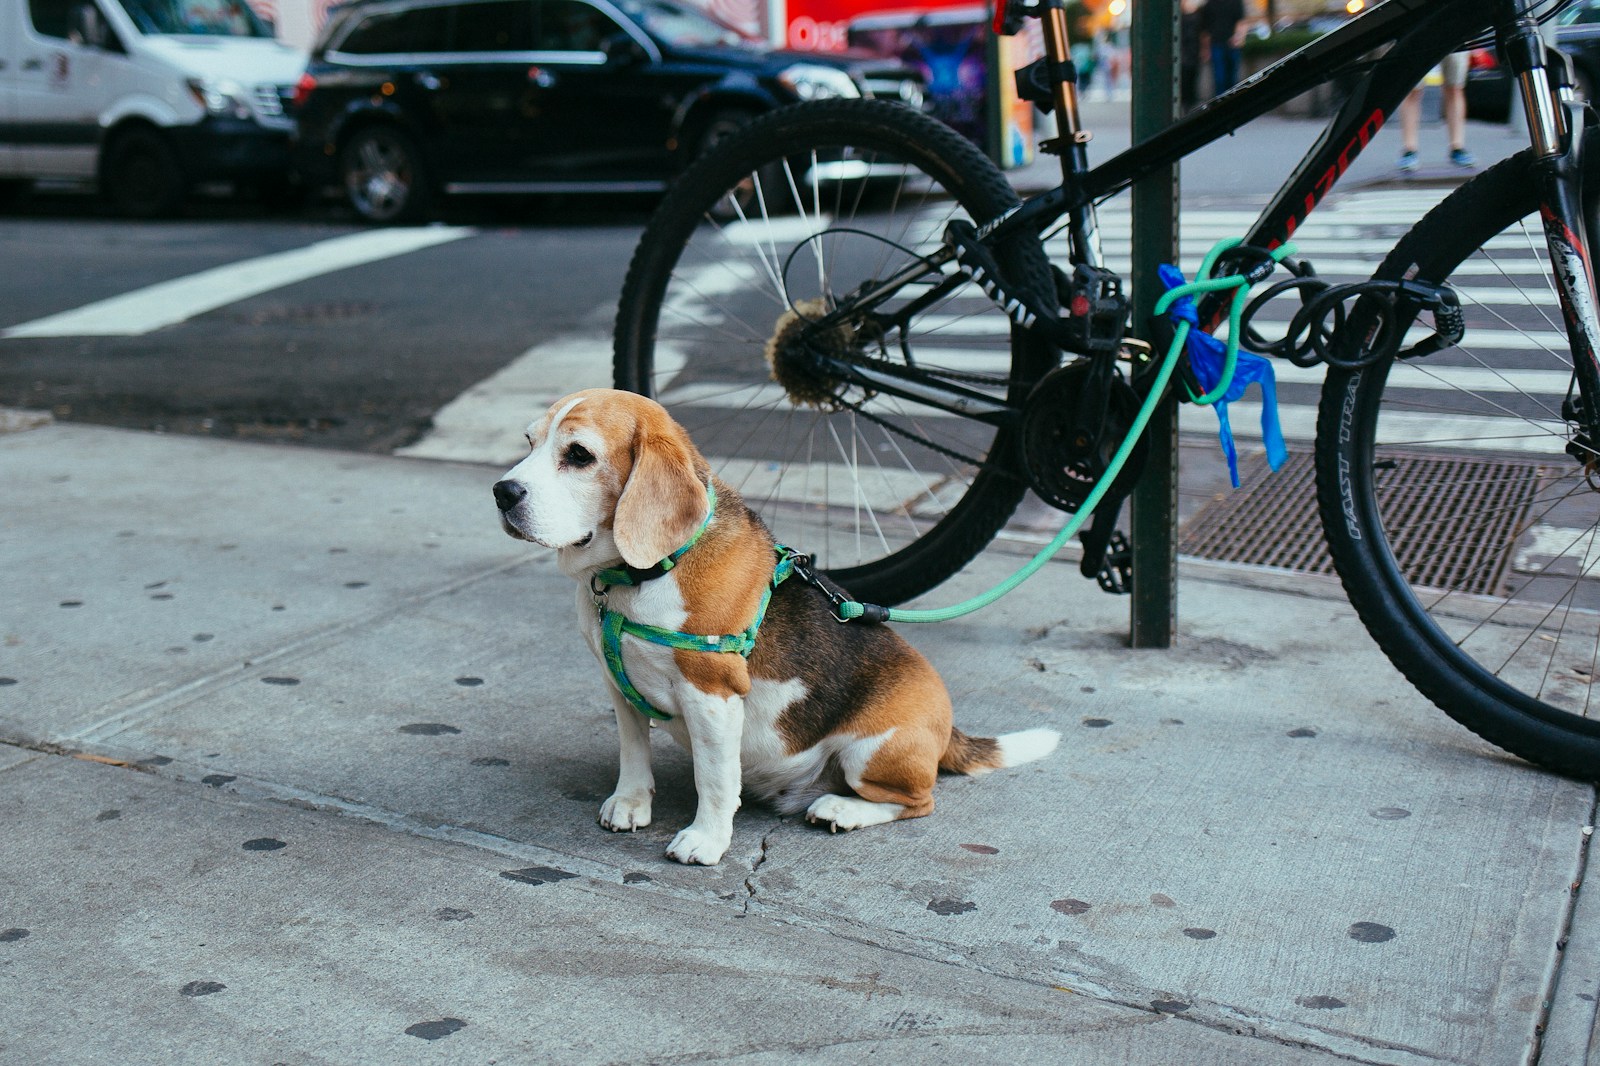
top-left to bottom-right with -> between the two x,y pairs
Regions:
101,127 -> 188,218
695,108 -> 759,158
340,124 -> 431,224
696,108 -> 798,220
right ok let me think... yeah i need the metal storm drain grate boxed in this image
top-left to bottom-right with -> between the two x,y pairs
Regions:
1180,448 -> 1542,596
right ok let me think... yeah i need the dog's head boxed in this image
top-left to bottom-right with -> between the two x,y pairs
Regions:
493,389 -> 710,569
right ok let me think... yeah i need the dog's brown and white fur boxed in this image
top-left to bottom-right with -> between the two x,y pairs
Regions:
494,389 -> 1059,866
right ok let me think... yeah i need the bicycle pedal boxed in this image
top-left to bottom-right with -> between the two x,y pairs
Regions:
1095,530 -> 1132,595
1061,264 -> 1128,353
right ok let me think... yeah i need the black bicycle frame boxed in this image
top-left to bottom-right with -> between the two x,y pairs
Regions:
809,0 -> 1600,440
1022,0 -> 1493,302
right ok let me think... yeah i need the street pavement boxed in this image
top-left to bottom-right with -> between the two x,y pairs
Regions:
2,416 -> 1597,1064
3,104 -> 1598,1064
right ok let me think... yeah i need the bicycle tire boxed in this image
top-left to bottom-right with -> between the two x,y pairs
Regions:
1316,146 -> 1600,781
614,99 -> 1055,606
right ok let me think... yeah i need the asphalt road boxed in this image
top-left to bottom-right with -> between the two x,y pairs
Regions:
0,99 -> 1520,456
0,187 -> 656,453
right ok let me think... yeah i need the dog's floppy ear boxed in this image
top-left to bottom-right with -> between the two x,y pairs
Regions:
613,420 -> 707,568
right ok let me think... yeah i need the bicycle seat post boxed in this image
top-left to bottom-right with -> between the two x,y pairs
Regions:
1039,0 -> 1092,184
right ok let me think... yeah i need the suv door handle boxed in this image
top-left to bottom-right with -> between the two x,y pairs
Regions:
22,57 -> 44,71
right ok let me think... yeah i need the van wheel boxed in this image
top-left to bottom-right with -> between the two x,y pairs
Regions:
340,125 -> 430,224
102,128 -> 188,218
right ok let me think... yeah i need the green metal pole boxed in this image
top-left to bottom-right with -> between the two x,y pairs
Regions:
1128,0 -> 1180,648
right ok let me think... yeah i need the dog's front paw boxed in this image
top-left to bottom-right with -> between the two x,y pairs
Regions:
666,825 -> 731,866
599,793 -> 653,832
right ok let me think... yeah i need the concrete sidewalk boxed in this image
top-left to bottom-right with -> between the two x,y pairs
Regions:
1,416 -> 1595,1065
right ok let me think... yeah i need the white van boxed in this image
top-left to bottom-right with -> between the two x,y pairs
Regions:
0,0 -> 305,215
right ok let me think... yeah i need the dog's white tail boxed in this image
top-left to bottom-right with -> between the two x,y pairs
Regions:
996,727 -> 1061,768
940,726 -> 1060,775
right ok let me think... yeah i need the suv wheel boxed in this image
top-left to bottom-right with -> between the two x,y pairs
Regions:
695,108 -> 758,159
102,128 -> 187,218
340,125 -> 431,224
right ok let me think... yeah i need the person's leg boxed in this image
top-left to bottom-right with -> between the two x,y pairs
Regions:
1398,85 -> 1422,169
1219,44 -> 1240,92
1441,52 -> 1473,165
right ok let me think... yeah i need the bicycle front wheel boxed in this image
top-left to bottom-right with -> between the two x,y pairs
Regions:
1316,147 -> 1600,780
614,99 -> 1055,606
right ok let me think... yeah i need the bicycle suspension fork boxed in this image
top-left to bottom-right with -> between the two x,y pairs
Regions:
1502,0 -> 1600,454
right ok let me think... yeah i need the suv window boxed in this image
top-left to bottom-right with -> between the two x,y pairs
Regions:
614,0 -> 747,47
337,4 -> 454,53
537,0 -> 621,51
454,0 -> 535,50
1561,1 -> 1600,24
337,0 -> 537,53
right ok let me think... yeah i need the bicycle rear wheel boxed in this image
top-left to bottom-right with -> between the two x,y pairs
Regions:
1316,146 -> 1600,780
614,99 -> 1055,606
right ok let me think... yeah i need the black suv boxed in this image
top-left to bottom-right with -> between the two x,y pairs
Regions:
291,0 -> 925,221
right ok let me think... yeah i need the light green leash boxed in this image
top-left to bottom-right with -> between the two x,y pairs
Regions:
834,237 -> 1295,625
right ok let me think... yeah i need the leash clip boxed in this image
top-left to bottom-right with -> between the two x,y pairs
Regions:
788,552 -> 852,623
589,573 -> 609,609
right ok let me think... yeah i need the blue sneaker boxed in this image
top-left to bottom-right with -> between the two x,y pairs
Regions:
1397,150 -> 1419,172
1450,147 -> 1476,167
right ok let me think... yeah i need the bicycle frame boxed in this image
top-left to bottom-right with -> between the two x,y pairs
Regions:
811,0 -> 1600,441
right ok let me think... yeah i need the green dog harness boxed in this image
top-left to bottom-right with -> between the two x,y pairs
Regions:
591,485 -> 798,721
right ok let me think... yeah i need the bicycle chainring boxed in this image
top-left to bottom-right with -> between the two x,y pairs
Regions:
1021,361 -> 1149,512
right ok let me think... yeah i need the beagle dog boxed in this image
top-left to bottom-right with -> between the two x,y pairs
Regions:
493,388 -> 1059,866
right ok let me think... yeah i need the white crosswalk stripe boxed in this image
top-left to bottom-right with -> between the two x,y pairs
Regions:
3,227 -> 476,339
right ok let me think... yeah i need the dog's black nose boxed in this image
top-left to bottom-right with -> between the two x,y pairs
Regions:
493,480 -> 528,512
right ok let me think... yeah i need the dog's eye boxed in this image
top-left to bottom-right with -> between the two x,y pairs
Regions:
563,443 -> 595,469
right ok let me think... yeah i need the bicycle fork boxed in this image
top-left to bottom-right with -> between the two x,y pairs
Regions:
1504,3 -> 1600,466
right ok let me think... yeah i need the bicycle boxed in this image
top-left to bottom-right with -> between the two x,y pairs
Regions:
613,0 -> 1600,782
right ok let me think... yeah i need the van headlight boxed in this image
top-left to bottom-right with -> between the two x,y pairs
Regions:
778,65 -> 861,101
187,78 -> 253,120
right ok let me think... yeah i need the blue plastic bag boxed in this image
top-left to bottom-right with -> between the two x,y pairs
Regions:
1158,263 -> 1288,487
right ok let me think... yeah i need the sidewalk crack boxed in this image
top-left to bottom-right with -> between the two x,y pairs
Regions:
742,827 -> 777,913
1530,789 -> 1599,1065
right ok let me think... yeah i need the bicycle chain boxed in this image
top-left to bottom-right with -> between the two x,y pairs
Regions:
824,335 -> 1052,473
836,389 -> 1001,472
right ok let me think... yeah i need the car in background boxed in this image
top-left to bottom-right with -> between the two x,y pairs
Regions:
1466,0 -> 1600,123
291,0 -> 926,222
0,0 -> 303,216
